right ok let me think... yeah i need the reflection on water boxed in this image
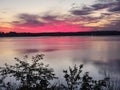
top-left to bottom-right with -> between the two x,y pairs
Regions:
0,36 -> 120,83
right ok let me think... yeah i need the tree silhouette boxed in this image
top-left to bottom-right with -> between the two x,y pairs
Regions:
0,54 -> 110,90
63,65 -> 109,90
0,54 -> 56,90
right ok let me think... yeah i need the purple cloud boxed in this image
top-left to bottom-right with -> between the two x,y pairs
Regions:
71,0 -> 120,16
13,14 -> 45,27
41,15 -> 58,21
69,0 -> 120,31
71,7 -> 93,15
13,13 -> 65,27
92,3 -> 109,10
92,0 -> 120,12
109,5 -> 120,12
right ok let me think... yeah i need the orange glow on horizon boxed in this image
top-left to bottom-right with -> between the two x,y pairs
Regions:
0,27 -> 13,33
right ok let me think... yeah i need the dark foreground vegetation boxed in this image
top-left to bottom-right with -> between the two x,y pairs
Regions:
0,54 -> 112,90
0,31 -> 120,37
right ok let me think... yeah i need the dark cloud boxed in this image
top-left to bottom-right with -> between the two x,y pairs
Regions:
92,0 -> 120,12
13,14 -> 45,27
18,14 -> 39,21
71,10 -> 90,15
71,0 -> 120,16
109,5 -> 120,12
92,2 -> 120,13
92,3 -> 109,10
71,7 -> 93,15
69,0 -> 120,31
12,13 -> 65,27
41,15 -> 57,21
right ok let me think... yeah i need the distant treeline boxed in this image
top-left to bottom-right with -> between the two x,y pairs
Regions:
0,31 -> 120,37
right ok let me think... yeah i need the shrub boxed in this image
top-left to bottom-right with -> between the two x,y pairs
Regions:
63,65 -> 109,90
0,54 -> 109,90
0,54 -> 56,90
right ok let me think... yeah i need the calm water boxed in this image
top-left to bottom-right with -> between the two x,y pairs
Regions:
0,36 -> 120,83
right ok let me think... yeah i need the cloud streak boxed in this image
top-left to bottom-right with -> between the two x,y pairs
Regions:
1,0 -> 119,33
13,14 -> 45,27
12,13 -> 93,33
71,7 -> 93,15
69,0 -> 120,31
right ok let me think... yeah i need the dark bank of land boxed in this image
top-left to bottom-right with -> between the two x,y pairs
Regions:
0,31 -> 120,37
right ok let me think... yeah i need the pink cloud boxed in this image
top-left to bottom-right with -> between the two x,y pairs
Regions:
13,21 -> 93,33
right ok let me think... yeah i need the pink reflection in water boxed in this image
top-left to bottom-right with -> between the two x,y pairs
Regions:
0,36 -> 120,84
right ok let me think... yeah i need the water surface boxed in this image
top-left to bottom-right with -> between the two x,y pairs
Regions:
0,36 -> 120,83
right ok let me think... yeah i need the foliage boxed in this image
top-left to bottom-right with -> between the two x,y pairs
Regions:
63,65 -> 83,90
0,54 -> 110,90
63,65 -> 109,90
0,54 -> 56,90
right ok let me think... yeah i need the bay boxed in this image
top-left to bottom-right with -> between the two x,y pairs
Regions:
0,36 -> 120,84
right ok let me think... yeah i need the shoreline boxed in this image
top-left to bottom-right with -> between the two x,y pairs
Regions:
0,31 -> 120,37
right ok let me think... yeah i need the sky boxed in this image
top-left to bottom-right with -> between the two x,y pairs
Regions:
0,0 -> 120,33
